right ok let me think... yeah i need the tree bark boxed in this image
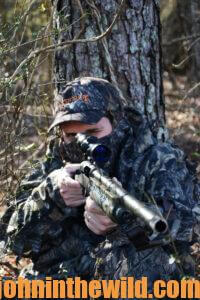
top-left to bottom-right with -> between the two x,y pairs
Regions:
53,0 -> 167,140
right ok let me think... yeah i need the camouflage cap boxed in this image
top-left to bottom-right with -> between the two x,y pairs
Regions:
49,77 -> 123,131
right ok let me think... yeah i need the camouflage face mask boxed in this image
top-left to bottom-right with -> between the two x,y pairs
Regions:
61,138 -> 86,163
60,118 -> 132,173
61,133 -> 113,163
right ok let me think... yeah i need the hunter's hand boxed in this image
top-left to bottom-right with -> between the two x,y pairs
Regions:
58,163 -> 86,207
84,197 -> 117,235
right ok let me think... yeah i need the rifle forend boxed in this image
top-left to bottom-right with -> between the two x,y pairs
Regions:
78,160 -> 168,235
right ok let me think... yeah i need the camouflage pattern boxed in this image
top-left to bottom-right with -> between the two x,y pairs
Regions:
49,77 -> 124,130
0,78 -> 200,300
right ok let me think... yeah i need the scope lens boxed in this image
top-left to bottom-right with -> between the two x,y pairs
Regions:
92,145 -> 111,164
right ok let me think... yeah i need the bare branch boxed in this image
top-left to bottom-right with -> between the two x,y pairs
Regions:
9,0 -> 126,82
3,13 -> 88,55
183,82 -> 200,100
10,0 -> 41,42
172,54 -> 195,69
163,34 -> 200,47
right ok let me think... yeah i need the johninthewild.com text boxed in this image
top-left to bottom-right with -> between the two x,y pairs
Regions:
0,276 -> 200,298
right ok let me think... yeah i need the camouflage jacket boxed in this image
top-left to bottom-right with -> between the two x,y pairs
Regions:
1,116 -> 200,292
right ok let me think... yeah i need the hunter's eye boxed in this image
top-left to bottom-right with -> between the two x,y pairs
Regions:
85,129 -> 101,135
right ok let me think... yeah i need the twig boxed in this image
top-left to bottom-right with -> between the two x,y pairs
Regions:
183,82 -> 200,100
18,142 -> 46,171
57,0 -> 86,52
163,34 -> 200,47
10,0 -> 40,42
164,92 -> 183,98
187,36 -> 200,52
172,54 -> 194,69
0,105 -> 53,119
9,0 -> 126,82
3,14 -> 88,55
0,142 -> 46,188
24,18 -> 52,99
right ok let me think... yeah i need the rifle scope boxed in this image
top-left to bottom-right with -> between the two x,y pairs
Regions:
76,133 -> 111,166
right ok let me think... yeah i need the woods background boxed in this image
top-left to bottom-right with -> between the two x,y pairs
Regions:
0,0 -> 200,206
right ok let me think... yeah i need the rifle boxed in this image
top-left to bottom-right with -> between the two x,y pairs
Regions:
74,133 -> 169,248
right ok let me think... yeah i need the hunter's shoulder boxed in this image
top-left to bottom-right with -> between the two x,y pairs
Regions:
143,140 -> 188,167
137,140 -> 199,186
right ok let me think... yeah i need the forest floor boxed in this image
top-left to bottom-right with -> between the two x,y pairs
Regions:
0,74 -> 200,277
164,74 -> 200,177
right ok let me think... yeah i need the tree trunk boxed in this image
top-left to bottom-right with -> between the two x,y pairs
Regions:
53,0 -> 167,140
